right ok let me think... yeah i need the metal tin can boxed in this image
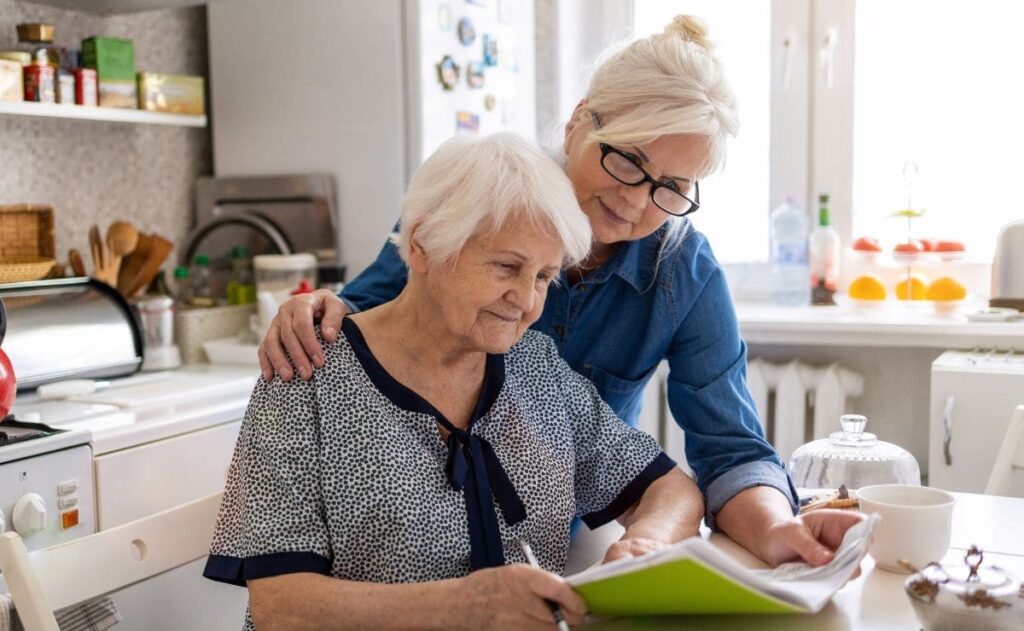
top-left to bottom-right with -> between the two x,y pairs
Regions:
73,68 -> 97,106
57,70 -> 75,105
23,63 -> 55,103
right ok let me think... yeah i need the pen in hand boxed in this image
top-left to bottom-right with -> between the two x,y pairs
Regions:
519,539 -> 571,631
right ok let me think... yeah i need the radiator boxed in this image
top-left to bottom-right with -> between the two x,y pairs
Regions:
746,359 -> 865,462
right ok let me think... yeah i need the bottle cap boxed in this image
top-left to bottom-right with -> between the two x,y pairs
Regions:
231,245 -> 250,258
194,254 -> 210,266
290,279 -> 315,296
819,193 -> 830,204
173,266 -> 189,279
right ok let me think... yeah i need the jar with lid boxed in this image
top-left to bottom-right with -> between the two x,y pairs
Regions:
905,546 -> 1023,631
16,23 -> 59,68
226,245 -> 256,305
789,414 -> 921,489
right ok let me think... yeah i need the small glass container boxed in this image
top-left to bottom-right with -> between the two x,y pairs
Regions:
905,546 -> 1024,631
253,253 -> 317,304
789,414 -> 921,489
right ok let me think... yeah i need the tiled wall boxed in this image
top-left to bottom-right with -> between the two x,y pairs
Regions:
0,0 -> 210,270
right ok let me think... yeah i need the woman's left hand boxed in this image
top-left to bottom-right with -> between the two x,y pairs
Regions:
602,535 -> 671,563
761,509 -> 866,567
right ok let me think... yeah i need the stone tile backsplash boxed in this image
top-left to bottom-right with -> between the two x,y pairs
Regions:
0,0 -> 211,268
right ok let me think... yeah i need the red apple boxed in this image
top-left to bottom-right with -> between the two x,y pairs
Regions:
893,240 -> 924,254
853,236 -> 882,252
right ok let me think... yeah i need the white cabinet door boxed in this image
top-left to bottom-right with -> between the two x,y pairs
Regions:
94,421 -> 240,530
929,369 -> 1024,493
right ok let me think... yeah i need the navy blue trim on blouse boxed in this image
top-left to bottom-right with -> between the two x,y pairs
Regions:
203,552 -> 331,587
580,452 -> 677,529
341,317 -> 526,570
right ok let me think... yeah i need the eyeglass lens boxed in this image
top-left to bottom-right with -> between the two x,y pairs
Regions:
601,151 -> 694,215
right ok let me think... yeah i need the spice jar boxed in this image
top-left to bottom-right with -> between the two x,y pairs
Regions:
789,414 -> 921,489
905,546 -> 1024,631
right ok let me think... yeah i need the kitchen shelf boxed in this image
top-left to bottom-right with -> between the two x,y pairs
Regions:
736,303 -> 1024,349
0,100 -> 207,127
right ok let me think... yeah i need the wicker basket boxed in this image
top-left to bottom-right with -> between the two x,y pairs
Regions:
175,304 -> 256,363
0,205 -> 55,259
0,256 -> 56,283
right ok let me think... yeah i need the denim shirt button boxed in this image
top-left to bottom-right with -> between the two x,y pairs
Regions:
576,285 -> 587,292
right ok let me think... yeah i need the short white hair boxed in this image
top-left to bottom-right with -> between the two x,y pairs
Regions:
392,132 -> 592,267
584,15 -> 739,177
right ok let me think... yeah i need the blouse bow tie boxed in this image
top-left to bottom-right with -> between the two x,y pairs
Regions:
443,427 -> 527,570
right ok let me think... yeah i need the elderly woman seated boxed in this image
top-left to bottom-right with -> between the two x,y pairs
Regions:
203,132 -> 704,630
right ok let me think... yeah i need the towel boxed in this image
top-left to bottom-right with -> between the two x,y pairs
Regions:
0,594 -> 120,631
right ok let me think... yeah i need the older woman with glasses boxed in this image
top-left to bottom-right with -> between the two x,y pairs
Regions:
258,16 -> 863,569
205,132 -> 702,630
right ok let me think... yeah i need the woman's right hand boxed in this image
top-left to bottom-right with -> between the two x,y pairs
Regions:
258,289 -> 348,381
457,565 -> 586,630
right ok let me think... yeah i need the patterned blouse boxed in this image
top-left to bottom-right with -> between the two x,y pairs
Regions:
203,318 -> 674,626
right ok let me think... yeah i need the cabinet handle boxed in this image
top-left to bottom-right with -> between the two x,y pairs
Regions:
942,395 -> 955,466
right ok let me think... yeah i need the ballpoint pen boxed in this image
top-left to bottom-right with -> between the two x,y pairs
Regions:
519,539 -> 571,631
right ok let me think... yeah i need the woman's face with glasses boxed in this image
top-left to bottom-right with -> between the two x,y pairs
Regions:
564,116 -> 710,256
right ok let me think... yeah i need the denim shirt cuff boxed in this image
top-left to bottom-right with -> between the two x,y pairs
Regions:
339,296 -> 361,314
704,460 -> 798,531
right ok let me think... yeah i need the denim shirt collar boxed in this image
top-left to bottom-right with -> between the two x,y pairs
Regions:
580,228 -> 665,293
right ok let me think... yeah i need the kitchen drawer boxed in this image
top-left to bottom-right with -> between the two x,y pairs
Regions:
94,420 -> 240,530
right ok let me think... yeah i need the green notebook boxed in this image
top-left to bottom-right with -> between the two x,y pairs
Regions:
566,515 -> 878,617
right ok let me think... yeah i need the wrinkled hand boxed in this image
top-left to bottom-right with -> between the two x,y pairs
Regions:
602,535 -> 672,564
257,289 -> 348,381
762,509 -> 866,568
458,565 -> 586,631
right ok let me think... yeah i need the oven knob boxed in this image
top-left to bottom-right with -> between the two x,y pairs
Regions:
12,493 -> 47,536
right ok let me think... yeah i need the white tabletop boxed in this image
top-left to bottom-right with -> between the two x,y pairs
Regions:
581,492 -> 1024,630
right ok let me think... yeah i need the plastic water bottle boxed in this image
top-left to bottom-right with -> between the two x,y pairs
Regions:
771,196 -> 811,306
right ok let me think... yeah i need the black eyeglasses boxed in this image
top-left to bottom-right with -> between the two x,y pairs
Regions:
598,143 -> 700,218
589,110 -> 700,218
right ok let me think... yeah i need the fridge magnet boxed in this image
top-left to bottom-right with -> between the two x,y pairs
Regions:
483,94 -> 497,111
457,17 -> 476,46
482,34 -> 498,66
437,3 -> 453,31
436,55 -> 460,91
456,111 -> 480,134
467,62 -> 485,89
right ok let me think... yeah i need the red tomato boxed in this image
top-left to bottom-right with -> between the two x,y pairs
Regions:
920,238 -> 939,252
935,240 -> 965,252
853,236 -> 882,252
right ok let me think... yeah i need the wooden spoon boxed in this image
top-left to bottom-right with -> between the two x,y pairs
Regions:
68,249 -> 86,276
106,222 -> 139,284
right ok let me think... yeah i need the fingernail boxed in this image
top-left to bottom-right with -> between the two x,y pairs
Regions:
281,369 -> 292,382
324,326 -> 335,338
314,354 -> 325,368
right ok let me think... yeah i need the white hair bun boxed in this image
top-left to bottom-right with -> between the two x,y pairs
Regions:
664,15 -> 712,51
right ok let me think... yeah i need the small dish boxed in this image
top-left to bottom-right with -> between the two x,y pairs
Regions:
965,307 -> 1020,322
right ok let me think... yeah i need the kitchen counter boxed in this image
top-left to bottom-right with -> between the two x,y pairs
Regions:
737,303 -> 1024,349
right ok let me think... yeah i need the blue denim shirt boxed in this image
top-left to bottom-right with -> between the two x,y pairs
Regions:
341,226 -> 798,528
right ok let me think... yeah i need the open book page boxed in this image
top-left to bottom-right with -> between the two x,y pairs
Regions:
566,514 -> 878,615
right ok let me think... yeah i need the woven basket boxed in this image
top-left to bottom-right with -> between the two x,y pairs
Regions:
0,205 -> 55,259
175,304 -> 256,363
0,256 -> 56,283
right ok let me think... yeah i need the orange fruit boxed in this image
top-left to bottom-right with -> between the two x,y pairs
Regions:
895,273 -> 929,300
848,275 -> 887,300
925,277 -> 967,301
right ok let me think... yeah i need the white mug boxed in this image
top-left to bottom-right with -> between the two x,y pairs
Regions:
857,484 -> 956,573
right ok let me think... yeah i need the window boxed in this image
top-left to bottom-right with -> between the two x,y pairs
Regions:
852,0 -> 1024,260
634,0 -> 771,264
632,0 -> 1019,271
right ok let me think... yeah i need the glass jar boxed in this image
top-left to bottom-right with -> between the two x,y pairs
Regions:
905,546 -> 1023,630
253,253 -> 317,305
789,414 -> 921,489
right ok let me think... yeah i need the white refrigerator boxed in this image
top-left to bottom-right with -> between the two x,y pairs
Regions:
207,0 -> 537,276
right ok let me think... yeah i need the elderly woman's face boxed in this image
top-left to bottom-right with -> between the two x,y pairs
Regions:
565,126 -> 710,247
421,213 -> 564,355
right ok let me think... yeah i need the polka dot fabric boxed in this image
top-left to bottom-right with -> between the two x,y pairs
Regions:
204,325 -> 674,628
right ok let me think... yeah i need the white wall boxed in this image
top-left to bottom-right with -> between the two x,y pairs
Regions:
207,0 -> 406,274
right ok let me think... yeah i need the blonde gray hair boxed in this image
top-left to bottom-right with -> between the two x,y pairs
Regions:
393,132 -> 592,267
584,15 -> 739,177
